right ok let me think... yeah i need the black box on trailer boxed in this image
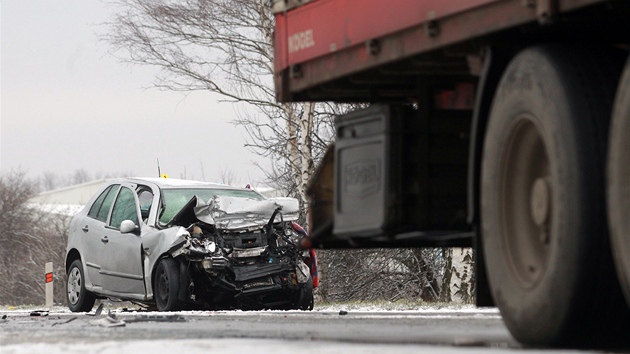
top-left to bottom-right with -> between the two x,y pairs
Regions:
334,104 -> 416,238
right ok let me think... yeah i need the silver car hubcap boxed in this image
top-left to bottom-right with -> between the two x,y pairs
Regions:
67,267 -> 82,305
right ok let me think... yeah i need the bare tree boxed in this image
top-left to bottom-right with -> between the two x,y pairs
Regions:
217,166 -> 238,186
317,248 -> 452,304
0,171 -> 70,305
72,169 -> 91,185
40,172 -> 59,192
105,0 -> 336,210
0,172 -> 36,295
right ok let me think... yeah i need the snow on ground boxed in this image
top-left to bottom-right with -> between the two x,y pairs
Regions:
0,304 -> 587,354
0,302 -> 498,314
0,338 -> 568,354
0,303 -> 502,325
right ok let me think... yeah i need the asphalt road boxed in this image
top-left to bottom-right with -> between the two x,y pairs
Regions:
0,306 -> 605,353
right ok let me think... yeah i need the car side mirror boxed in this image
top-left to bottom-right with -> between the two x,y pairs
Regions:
120,220 -> 140,235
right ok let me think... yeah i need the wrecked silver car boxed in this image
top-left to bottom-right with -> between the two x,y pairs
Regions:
65,178 -> 316,312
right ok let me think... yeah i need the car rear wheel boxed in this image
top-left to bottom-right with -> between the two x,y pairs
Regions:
608,57 -> 630,308
481,44 -> 630,348
66,259 -> 96,312
154,258 -> 184,311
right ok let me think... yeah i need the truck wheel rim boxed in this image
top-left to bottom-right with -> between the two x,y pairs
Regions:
500,116 -> 551,288
67,267 -> 81,305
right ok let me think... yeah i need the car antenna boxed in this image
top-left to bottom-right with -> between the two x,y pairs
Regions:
157,158 -> 161,178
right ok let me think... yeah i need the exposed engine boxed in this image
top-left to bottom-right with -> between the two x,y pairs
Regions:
169,209 -> 312,310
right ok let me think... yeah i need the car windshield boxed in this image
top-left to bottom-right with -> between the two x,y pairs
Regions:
159,188 -> 265,224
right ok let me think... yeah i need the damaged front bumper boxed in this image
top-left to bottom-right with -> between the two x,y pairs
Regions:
165,205 -> 313,310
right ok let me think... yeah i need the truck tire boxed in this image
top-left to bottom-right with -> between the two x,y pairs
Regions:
608,57 -> 630,308
481,44 -> 630,348
154,258 -> 184,311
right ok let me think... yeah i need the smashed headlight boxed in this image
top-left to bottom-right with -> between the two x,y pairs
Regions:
296,261 -> 310,284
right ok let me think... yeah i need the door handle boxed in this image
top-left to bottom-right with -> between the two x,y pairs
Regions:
101,236 -> 109,243
82,225 -> 89,232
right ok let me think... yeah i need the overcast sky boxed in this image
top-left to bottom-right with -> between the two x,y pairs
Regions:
0,0 -> 269,187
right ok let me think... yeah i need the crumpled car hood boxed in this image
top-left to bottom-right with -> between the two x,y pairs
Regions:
169,195 -> 299,231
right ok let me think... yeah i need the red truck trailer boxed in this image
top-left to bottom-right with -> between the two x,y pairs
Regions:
272,0 -> 630,348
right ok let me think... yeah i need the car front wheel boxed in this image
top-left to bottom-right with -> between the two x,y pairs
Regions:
66,259 -> 96,312
296,277 -> 314,310
154,258 -> 184,311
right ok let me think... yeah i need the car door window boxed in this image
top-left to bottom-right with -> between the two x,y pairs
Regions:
88,186 -> 111,218
97,185 -> 120,222
109,187 -> 139,229
88,185 -> 120,222
138,189 -> 153,220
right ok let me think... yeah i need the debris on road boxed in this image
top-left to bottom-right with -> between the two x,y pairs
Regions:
89,312 -> 126,328
124,314 -> 187,323
89,317 -> 126,328
86,303 -> 104,317
51,316 -> 77,327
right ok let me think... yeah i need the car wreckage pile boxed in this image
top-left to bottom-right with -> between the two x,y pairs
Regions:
65,178 -> 316,313
164,195 -> 316,311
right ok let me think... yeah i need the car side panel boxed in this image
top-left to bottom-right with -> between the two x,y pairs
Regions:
100,227 -> 146,296
81,216 -> 106,288
99,184 -> 147,297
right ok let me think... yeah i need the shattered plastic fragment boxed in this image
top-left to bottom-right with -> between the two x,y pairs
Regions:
29,311 -> 49,317
124,314 -> 186,323
51,317 -> 77,326
86,303 -> 104,317
89,313 -> 125,327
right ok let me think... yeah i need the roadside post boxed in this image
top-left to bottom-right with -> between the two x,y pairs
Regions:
45,262 -> 53,308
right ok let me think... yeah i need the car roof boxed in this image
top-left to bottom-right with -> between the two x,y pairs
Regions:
115,177 -> 249,191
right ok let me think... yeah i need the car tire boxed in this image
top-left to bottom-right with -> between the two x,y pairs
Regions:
608,57 -> 630,308
154,258 -> 184,311
66,259 -> 96,312
296,277 -> 314,311
481,44 -> 630,348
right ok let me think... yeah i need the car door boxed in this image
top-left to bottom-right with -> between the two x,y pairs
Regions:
99,184 -> 146,297
81,184 -> 120,288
